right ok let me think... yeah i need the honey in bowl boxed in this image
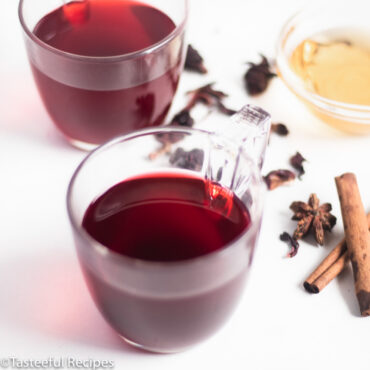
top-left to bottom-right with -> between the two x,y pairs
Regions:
281,26 -> 370,135
290,28 -> 370,106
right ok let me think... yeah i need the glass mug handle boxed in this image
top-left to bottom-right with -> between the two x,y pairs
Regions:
227,105 -> 271,169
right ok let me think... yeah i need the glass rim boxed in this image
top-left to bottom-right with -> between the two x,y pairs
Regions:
276,5 -> 370,122
18,0 -> 189,63
66,126 -> 265,268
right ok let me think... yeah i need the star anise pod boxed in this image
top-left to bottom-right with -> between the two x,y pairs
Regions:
244,55 -> 276,96
290,194 -> 337,246
185,45 -> 208,74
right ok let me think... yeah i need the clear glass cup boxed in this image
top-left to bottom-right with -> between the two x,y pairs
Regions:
19,0 -> 188,149
67,105 -> 270,353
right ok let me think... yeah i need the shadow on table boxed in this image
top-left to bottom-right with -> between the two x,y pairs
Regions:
336,265 -> 361,317
0,250 -> 153,355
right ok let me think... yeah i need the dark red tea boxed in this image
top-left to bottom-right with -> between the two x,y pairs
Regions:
32,0 -> 181,145
83,174 -> 250,261
81,173 -> 251,351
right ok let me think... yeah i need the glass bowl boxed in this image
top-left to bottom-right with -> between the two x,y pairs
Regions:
276,1 -> 370,134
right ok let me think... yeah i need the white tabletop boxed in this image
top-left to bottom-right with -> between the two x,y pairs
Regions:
1,0 -> 370,369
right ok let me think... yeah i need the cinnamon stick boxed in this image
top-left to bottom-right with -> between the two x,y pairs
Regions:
335,173 -> 370,317
304,240 -> 347,293
304,214 -> 370,294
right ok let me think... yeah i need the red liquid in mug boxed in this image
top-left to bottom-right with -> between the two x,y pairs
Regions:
32,0 -> 180,145
82,173 -> 251,350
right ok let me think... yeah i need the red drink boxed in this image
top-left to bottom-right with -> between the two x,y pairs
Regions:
81,173 -> 251,351
30,0 -> 182,146
83,173 -> 250,261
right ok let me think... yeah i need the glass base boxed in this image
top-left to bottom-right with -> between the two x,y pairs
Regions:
67,137 -> 99,151
119,335 -> 185,354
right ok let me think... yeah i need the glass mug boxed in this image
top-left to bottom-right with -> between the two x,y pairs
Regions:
67,105 -> 271,353
19,0 -> 188,149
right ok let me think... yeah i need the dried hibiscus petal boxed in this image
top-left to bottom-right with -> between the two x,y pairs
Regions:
186,83 -> 236,116
148,142 -> 172,161
271,122 -> 289,136
244,55 -> 276,96
290,152 -> 306,179
185,45 -> 208,74
153,110 -> 194,148
280,232 -> 300,258
170,148 -> 204,171
155,132 -> 185,146
217,102 -> 237,116
170,110 -> 195,128
264,170 -> 296,190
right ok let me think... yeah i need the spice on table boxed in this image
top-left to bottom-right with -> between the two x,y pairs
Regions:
148,142 -> 172,161
290,152 -> 306,179
186,83 -> 237,116
185,45 -> 208,74
304,213 -> 370,294
244,55 -> 276,96
335,173 -> 370,317
150,109 -> 194,158
150,84 -> 235,160
271,122 -> 289,136
154,127 -> 186,146
264,170 -> 296,190
170,110 -> 195,128
290,194 -> 336,246
217,102 -> 238,116
169,148 -> 204,171
280,232 -> 300,258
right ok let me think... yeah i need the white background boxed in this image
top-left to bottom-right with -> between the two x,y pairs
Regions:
1,0 -> 370,369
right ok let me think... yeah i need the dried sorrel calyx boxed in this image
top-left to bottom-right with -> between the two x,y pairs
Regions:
217,102 -> 237,116
244,55 -> 276,96
170,148 -> 204,171
170,110 -> 195,128
271,122 -> 289,136
186,83 -> 236,116
264,170 -> 296,190
155,132 -> 185,146
185,45 -> 208,74
290,152 -> 306,179
280,232 -> 300,258
153,110 -> 194,147
151,84 -> 235,161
